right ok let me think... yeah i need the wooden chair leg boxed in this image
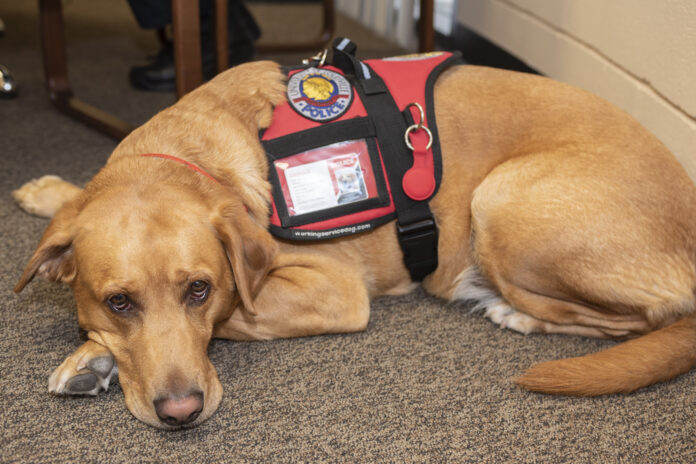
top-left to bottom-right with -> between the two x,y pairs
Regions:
171,0 -> 204,98
214,0 -> 229,73
257,0 -> 335,53
418,0 -> 435,53
38,0 -> 134,140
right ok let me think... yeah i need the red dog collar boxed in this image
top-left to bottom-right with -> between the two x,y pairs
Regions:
140,153 -> 219,184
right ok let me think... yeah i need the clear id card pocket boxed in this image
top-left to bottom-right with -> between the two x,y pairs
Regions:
270,138 -> 390,227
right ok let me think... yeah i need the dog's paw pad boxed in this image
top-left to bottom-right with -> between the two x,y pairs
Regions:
65,373 -> 99,394
87,356 -> 115,378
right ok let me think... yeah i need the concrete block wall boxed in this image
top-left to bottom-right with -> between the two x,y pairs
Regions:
457,0 -> 696,180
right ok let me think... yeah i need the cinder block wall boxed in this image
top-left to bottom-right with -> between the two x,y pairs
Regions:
457,0 -> 696,181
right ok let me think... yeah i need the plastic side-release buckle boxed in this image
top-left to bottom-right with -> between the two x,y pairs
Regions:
397,218 -> 439,281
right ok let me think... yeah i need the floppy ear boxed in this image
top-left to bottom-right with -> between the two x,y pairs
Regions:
212,200 -> 278,315
14,201 -> 79,293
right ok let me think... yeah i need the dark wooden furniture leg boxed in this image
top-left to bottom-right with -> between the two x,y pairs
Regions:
171,0 -> 204,98
38,0 -> 134,140
171,0 -> 336,96
419,0 -> 434,53
214,0 -> 229,73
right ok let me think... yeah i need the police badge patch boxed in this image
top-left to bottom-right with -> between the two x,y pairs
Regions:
287,67 -> 353,122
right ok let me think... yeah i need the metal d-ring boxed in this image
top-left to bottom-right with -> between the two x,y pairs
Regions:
302,49 -> 328,67
405,102 -> 426,129
404,124 -> 433,151
404,102 -> 432,150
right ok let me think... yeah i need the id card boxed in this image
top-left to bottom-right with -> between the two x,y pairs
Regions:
273,140 -> 379,217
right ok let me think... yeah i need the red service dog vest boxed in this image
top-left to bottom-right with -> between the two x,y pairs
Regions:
261,39 -> 461,280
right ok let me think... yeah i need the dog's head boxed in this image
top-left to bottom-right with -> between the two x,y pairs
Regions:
14,61 -> 284,428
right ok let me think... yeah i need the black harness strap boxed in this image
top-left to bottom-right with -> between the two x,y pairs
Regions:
331,39 -> 438,281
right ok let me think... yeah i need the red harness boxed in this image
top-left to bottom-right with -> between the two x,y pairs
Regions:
262,40 -> 461,279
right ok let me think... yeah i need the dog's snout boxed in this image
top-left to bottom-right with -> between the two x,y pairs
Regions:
154,391 -> 204,427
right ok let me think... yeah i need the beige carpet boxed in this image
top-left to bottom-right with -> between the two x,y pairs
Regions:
1,1 -> 695,462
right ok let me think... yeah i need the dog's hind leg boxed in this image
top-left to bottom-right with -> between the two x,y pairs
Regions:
466,147 -> 696,394
452,266 -> 643,338
469,147 -> 696,336
451,265 -> 543,334
12,175 -> 82,218
49,340 -> 117,396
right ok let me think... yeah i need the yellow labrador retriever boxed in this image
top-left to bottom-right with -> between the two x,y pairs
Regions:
13,61 -> 696,429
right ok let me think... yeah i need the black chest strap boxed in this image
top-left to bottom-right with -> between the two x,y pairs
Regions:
332,39 -> 438,281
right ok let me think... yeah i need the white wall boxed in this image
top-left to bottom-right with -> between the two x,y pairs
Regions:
336,0 -> 418,50
335,0 -> 456,49
457,0 -> 696,181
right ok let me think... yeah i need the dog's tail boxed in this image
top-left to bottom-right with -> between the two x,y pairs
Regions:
515,314 -> 696,396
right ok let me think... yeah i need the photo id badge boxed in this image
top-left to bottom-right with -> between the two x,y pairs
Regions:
273,140 -> 380,218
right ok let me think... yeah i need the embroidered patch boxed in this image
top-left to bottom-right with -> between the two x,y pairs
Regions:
287,67 -> 353,122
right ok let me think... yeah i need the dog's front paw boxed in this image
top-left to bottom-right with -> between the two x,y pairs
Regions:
49,342 -> 117,396
12,175 -> 82,218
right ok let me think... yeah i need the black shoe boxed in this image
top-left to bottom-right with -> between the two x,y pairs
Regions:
129,44 -> 177,92
128,43 -> 219,92
0,64 -> 18,98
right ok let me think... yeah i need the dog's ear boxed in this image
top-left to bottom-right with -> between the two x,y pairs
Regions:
14,201 -> 80,292
212,199 -> 278,315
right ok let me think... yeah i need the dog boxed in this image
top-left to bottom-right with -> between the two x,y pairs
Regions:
13,60 -> 696,429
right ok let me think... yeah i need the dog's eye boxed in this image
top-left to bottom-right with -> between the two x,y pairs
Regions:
107,294 -> 133,313
188,280 -> 210,304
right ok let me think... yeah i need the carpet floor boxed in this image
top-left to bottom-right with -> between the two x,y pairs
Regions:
1,1 -> 695,462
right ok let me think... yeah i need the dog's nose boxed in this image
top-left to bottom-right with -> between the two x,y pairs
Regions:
154,391 -> 204,427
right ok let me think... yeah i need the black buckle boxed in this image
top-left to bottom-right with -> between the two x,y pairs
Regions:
397,218 -> 439,281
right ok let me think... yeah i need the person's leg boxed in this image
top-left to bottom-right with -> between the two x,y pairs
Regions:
127,0 -> 176,91
227,0 -> 260,65
127,0 -> 172,29
0,17 -> 18,98
128,0 -> 259,92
